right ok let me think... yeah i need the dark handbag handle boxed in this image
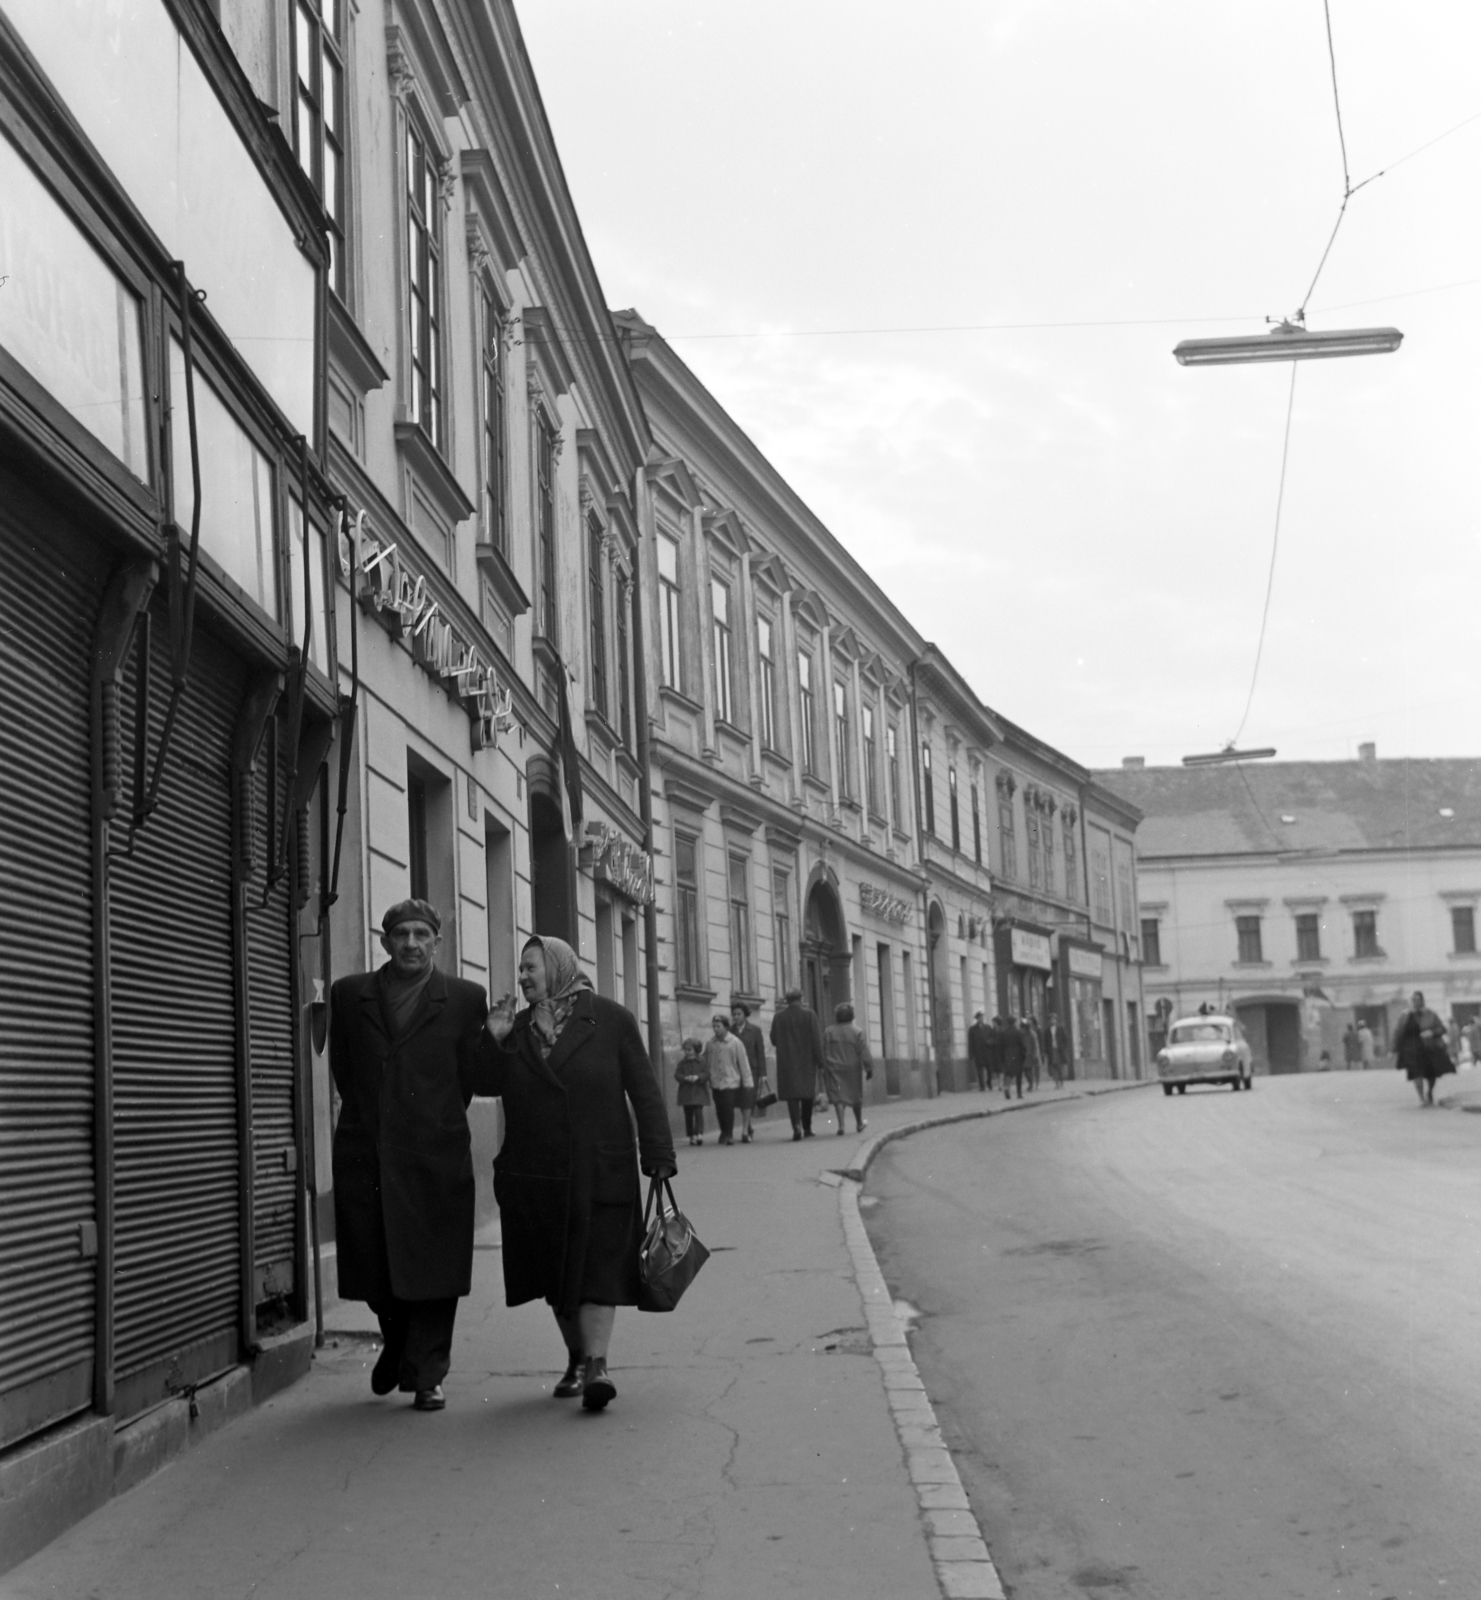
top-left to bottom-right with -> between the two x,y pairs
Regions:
643,1174 -> 679,1228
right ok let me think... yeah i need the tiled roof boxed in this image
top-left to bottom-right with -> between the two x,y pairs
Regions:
1092,759 -> 1481,858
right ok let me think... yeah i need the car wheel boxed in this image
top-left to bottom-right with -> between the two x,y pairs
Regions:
1163,1083 -> 1173,1097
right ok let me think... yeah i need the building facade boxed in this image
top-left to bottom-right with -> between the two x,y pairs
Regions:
617,314 -> 937,1098
1099,753 -> 1481,1072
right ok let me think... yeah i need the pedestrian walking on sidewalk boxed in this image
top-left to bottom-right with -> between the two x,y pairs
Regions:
967,1011 -> 993,1092
1358,1021 -> 1376,1068
1343,1023 -> 1361,1069
772,986 -> 825,1140
1393,990 -> 1454,1108
482,935 -> 675,1411
730,1001 -> 768,1136
822,1003 -> 873,1134
1044,1013 -> 1069,1089
675,1037 -> 710,1144
1020,1016 -> 1043,1092
1001,1017 -> 1026,1099
329,899 -> 497,1413
705,1013 -> 753,1145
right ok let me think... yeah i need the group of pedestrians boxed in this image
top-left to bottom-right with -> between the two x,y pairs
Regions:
676,989 -> 872,1143
966,1010 -> 1069,1098
1340,1020 -> 1378,1069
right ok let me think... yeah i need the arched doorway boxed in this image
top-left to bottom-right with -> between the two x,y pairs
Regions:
801,874 -> 850,1022
927,900 -> 952,1061
1235,998 -> 1303,1074
529,787 -> 575,944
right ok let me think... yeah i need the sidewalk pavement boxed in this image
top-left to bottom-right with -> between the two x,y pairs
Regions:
4,1077 -> 1137,1600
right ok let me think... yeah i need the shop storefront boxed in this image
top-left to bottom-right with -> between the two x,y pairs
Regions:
1061,939 -> 1107,1076
995,920 -> 1053,1022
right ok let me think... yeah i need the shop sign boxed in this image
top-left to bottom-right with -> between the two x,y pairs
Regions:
339,515 -> 518,750
1010,928 -> 1053,971
1067,945 -> 1104,979
860,882 -> 912,925
585,821 -> 654,906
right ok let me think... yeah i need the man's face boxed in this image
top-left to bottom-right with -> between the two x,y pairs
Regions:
1411,991 -> 1425,1012
730,1006 -> 746,1031
382,920 -> 439,977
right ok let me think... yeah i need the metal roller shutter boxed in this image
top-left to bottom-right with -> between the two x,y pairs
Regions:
247,731 -> 298,1310
0,497 -> 102,1450
110,612 -> 244,1418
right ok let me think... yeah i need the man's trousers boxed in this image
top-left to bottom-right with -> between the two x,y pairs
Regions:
372,1295 -> 458,1391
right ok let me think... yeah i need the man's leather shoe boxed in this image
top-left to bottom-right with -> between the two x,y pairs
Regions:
581,1357 -> 616,1411
413,1385 -> 445,1411
553,1351 -> 585,1398
791,1130 -> 802,1141
370,1344 -> 399,1396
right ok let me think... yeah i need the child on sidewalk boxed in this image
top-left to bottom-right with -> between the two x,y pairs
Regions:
675,1036 -> 711,1145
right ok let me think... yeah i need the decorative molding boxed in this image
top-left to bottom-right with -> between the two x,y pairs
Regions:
474,541 -> 530,619
718,802 -> 765,836
860,881 -> 913,925
327,294 -> 389,396
393,420 -> 476,526
663,773 -> 716,817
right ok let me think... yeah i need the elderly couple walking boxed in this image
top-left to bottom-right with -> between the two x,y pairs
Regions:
770,987 -> 873,1138
330,900 -> 675,1415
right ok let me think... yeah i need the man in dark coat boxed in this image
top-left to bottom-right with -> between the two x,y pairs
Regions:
330,898 -> 494,1411
771,986 -> 824,1140
967,1011 -> 993,1092
1000,1015 -> 1027,1099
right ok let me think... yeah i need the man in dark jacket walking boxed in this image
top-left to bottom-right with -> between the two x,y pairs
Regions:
771,986 -> 824,1139
330,898 -> 495,1412
967,1011 -> 993,1092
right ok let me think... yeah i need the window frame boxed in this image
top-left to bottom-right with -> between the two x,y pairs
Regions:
1141,917 -> 1162,967
711,577 -> 734,725
948,765 -> 960,853
1295,912 -> 1322,963
886,724 -> 900,826
833,679 -> 851,798
1453,905 -> 1477,956
970,779 -> 982,865
773,868 -> 794,993
863,703 -> 879,816
292,0 -> 347,299
535,415 -> 557,641
797,651 -> 817,775
757,615 -> 777,750
729,854 -> 753,995
1352,908 -> 1381,959
674,831 -> 704,989
1235,915 -> 1264,964
404,114 -> 444,450
587,515 -> 608,720
657,531 -> 682,692
997,791 -> 1016,880
477,282 -> 507,555
922,744 -> 936,838
615,571 -> 632,747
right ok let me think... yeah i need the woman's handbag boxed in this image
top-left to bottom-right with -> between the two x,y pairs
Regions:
638,1176 -> 709,1312
754,1072 -> 777,1111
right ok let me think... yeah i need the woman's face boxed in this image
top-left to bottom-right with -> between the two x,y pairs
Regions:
519,946 -> 549,1003
711,1016 -> 728,1039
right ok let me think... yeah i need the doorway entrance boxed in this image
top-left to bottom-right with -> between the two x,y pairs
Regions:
801,875 -> 849,1022
529,789 -> 574,943
927,901 -> 952,1062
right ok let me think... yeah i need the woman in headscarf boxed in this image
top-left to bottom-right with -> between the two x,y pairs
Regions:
1393,989 -> 1454,1107
821,1002 -> 872,1135
482,935 -> 675,1410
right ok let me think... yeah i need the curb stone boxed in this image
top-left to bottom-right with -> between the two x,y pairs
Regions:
833,1079 -> 1151,1600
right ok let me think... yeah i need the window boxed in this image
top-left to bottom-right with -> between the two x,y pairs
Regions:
479,286 -> 506,554
729,856 -> 753,995
863,704 -> 879,815
535,419 -> 556,639
615,575 -> 631,747
757,616 -> 777,750
675,833 -> 703,988
408,771 -> 429,901
971,780 -> 982,865
1026,808 -> 1040,887
292,0 -> 346,298
773,869 -> 794,993
1141,917 -> 1162,966
887,724 -> 900,824
1353,909 -> 1381,959
1063,815 -> 1079,901
798,652 -> 816,774
405,120 -> 443,447
1236,915 -> 1264,964
948,766 -> 960,853
711,578 -> 734,724
998,791 -> 1016,880
922,744 -> 935,837
1453,906 -> 1477,955
587,518 -> 607,720
833,681 -> 851,797
657,533 -> 681,691
1295,912 -> 1322,962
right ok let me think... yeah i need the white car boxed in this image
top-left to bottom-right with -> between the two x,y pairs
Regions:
1155,1015 -> 1254,1095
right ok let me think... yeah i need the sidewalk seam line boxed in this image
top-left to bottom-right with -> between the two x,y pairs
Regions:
835,1079 -> 1149,1600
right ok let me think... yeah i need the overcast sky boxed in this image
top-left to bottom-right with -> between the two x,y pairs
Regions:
520,0 -> 1480,769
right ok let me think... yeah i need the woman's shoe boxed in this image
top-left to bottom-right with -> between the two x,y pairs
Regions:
741,1132 -> 751,1143
856,1120 -> 867,1132
553,1350 -> 585,1398
581,1357 -> 616,1411
792,1130 -> 802,1141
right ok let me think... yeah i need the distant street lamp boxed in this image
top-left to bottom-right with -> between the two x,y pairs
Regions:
1173,321 -> 1402,366
1182,746 -> 1277,767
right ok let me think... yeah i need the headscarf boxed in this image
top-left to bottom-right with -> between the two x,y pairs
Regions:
526,935 -> 593,1051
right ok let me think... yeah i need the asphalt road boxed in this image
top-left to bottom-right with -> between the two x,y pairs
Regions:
862,1071 -> 1481,1600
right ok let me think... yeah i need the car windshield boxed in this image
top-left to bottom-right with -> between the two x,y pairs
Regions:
1170,1022 -> 1230,1044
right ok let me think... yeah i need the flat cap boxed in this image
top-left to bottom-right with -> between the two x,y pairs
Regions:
381,898 -> 441,934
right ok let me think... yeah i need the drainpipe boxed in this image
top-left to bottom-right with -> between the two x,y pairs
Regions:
633,466 -> 664,1071
908,658 -> 936,1094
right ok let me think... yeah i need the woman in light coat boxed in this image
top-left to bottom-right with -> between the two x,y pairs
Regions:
821,1002 -> 873,1135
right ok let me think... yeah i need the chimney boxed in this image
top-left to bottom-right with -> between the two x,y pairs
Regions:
1358,742 -> 1376,763
1121,756 -> 1145,769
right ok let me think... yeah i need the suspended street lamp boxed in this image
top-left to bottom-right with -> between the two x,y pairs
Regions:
1174,318 -> 1402,367
1182,746 -> 1278,767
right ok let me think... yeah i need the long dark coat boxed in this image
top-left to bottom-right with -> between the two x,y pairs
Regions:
733,1019 -> 768,1086
329,966 -> 494,1304
480,990 -> 674,1317
1393,1008 -> 1454,1083
967,1021 -> 991,1068
771,1001 -> 824,1100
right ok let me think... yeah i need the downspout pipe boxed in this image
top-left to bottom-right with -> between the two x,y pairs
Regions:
633,466 -> 664,1072
908,658 -> 936,1094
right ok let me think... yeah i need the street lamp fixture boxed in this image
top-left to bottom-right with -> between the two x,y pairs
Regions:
1173,322 -> 1402,367
1182,746 -> 1278,767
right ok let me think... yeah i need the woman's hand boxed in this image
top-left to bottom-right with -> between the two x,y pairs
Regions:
485,993 -> 517,1044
